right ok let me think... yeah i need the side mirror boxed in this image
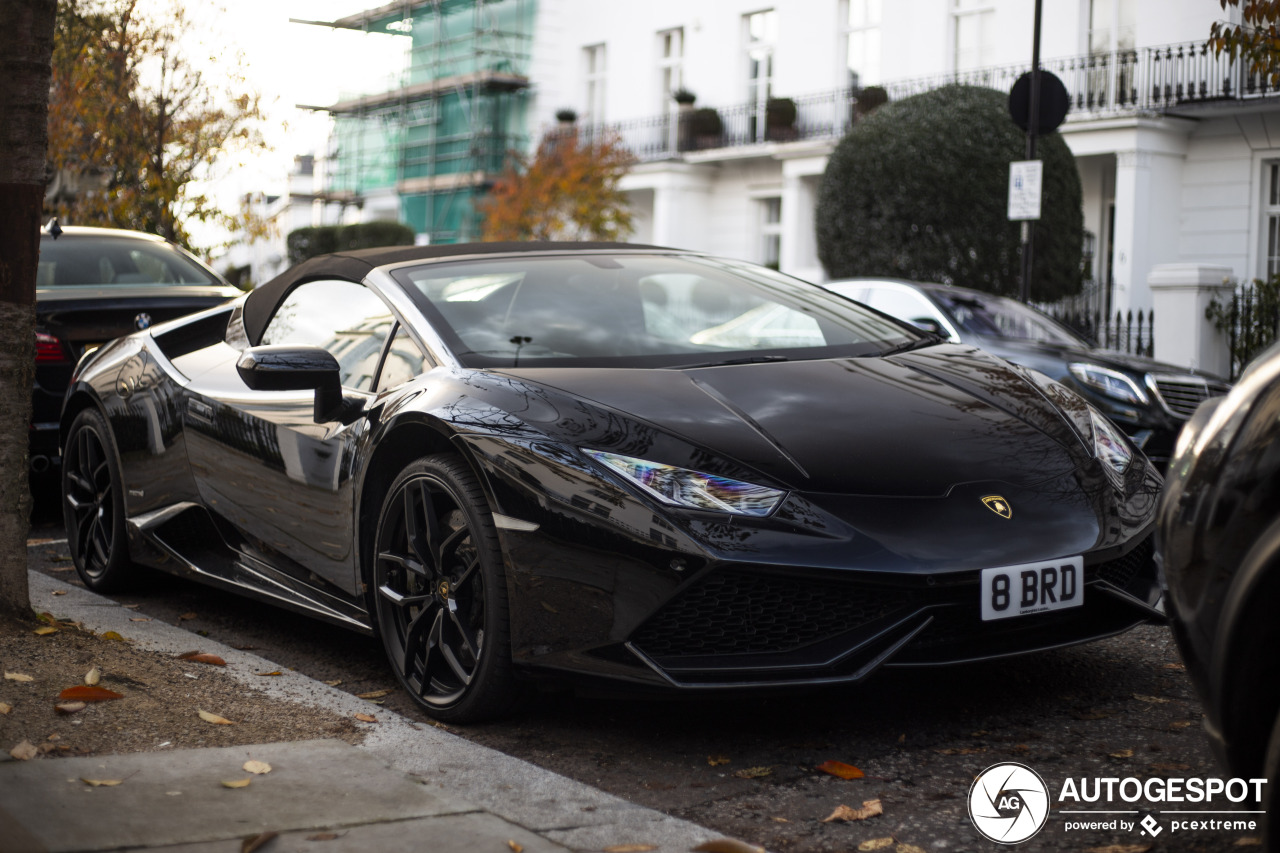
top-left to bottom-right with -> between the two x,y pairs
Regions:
910,317 -> 947,337
236,345 -> 343,423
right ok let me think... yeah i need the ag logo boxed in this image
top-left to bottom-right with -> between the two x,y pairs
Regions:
968,762 -> 1049,844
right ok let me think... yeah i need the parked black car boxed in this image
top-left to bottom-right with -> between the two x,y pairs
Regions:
63,243 -> 1163,722
34,224 -> 241,476
1157,340 -> 1280,837
824,278 -> 1230,469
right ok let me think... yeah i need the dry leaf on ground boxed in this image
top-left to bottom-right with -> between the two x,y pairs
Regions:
1236,838 -> 1263,847
692,840 -> 765,853
1134,694 -> 1171,704
101,631 -> 125,641
4,672 -> 33,682
240,829 -> 276,852
506,841 -> 523,853
356,689 -> 394,699
1109,748 -> 1135,759
858,840 -> 895,852
55,701 -> 87,714
323,679 -> 342,686
52,589 -> 67,594
84,666 -> 101,685
243,760 -> 272,775
0,702 -> 11,714
823,799 -> 884,823
176,652 -> 226,666
603,845 -> 658,852
1170,720 -> 1196,729
58,685 -> 123,702
198,709 -> 235,725
733,766 -> 773,779
10,740 -> 38,761
255,671 -> 283,677
707,755 -> 730,766
816,760 -> 865,779
221,777 -> 252,789
81,778 -> 123,787
178,612 -> 197,621
33,626 -> 56,636
353,713 -> 377,723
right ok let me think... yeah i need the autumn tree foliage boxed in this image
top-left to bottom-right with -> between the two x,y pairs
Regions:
1210,1 -> 1280,85
46,0 -> 265,249
481,126 -> 635,242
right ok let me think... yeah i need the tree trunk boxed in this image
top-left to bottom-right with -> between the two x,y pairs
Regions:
0,0 -> 57,620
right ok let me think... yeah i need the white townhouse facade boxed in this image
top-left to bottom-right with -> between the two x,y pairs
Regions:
524,0 -> 1266,326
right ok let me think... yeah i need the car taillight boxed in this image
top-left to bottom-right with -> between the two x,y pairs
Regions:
35,331 -> 70,365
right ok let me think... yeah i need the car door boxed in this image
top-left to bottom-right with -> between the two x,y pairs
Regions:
182,279 -> 401,595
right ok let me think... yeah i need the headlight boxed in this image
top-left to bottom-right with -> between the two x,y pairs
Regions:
1090,410 -> 1134,473
1068,363 -> 1149,405
583,449 -> 786,517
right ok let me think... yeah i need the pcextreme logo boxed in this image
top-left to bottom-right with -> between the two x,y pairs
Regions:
967,763 -> 1269,844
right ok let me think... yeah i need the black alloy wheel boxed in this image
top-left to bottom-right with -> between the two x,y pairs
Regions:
371,455 -> 517,722
62,408 -> 134,591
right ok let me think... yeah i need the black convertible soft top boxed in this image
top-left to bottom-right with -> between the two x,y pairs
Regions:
241,241 -> 669,346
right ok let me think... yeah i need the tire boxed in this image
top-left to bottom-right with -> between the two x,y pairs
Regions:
62,408 -> 135,592
370,454 -> 519,722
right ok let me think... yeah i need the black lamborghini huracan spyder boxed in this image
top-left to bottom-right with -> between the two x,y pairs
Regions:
61,243 -> 1163,721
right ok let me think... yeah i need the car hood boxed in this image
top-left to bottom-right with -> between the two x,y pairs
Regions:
494,345 -> 1091,497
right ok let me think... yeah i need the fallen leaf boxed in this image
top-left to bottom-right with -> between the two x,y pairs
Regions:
101,631 -> 125,641
354,713 -> 377,723
175,652 -> 226,666
1164,662 -> 1186,670
1236,838 -> 1263,847
771,817 -> 789,823
243,760 -> 272,775
1109,748 -> 1134,759
692,840 -> 765,853
506,841 -> 523,853
732,766 -> 773,779
1134,694 -> 1171,704
255,671 -> 283,677
55,701 -> 87,714
221,777 -> 252,789
356,689 -> 394,699
0,702 -> 10,714
129,617 -> 151,622
816,760 -> 865,780
4,672 -> 33,682
1169,720 -> 1196,730
540,601 -> 558,613
81,778 -> 123,787
240,829 -> 275,852
935,747 -> 986,755
33,626 -> 57,636
122,604 -> 141,609
9,740 -> 37,761
36,612 -> 56,624
52,590 -> 67,595
198,710 -> 235,725
603,846 -> 657,853
1084,845 -> 1151,853
85,666 -> 101,686
707,755 -> 731,766
58,686 -> 123,702
823,799 -> 883,823
858,840 -> 895,852
323,680 -> 342,686
306,833 -> 340,841
178,612 -> 197,621
897,733 -> 906,742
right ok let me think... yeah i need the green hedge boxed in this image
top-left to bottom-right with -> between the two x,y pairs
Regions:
286,221 -> 416,266
816,84 -> 1083,301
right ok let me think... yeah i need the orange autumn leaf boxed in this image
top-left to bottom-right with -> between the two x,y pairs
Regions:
353,713 -> 377,723
58,685 -> 123,702
823,799 -> 884,823
816,760 -> 865,780
175,652 -> 226,666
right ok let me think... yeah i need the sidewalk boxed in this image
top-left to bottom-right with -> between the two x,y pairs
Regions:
0,570 -> 733,853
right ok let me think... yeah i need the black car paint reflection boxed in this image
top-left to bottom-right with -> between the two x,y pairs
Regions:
62,243 -> 1164,721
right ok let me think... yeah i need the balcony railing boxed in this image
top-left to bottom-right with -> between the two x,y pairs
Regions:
597,39 -> 1274,163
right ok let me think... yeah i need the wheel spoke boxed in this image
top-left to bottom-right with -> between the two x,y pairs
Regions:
447,607 -> 481,659
377,583 -> 430,608
452,554 -> 480,593
89,517 -> 110,566
377,550 -> 427,577
419,608 -> 446,698
440,642 -> 473,686
401,601 -> 439,682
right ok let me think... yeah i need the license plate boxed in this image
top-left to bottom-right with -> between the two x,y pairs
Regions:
980,557 -> 1083,621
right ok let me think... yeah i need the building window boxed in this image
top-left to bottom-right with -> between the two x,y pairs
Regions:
745,10 -> 777,141
953,0 -> 995,73
843,0 -> 881,89
1264,162 -> 1280,278
657,28 -> 684,110
1088,0 -> 1137,106
584,43 -> 607,124
760,197 -> 782,269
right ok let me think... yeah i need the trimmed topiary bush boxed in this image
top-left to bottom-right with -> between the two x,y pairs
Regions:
816,84 -> 1083,301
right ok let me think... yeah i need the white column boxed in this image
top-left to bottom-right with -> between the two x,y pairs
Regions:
780,155 -> 827,282
620,164 -> 715,251
1148,263 -> 1235,377
1112,149 -> 1183,315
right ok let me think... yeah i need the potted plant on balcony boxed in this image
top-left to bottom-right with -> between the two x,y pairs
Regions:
854,86 -> 888,117
673,87 -> 696,107
689,106 -> 723,149
765,96 -> 798,141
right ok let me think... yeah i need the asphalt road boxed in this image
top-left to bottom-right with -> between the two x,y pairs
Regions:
28,498 -> 1256,852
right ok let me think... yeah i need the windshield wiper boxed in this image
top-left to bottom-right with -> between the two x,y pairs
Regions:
663,354 -> 791,370
874,336 -> 942,357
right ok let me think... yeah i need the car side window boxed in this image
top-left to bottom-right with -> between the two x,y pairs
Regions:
864,286 -> 956,340
260,280 -> 394,392
376,325 -> 429,393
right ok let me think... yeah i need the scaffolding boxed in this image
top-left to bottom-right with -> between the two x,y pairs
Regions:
299,0 -> 533,243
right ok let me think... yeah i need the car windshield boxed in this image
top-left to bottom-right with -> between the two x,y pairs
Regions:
38,235 -> 221,288
929,289 -> 1089,347
394,253 -> 923,368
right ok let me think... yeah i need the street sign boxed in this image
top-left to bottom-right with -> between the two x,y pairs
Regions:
1008,160 -> 1043,221
1009,70 -> 1069,134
